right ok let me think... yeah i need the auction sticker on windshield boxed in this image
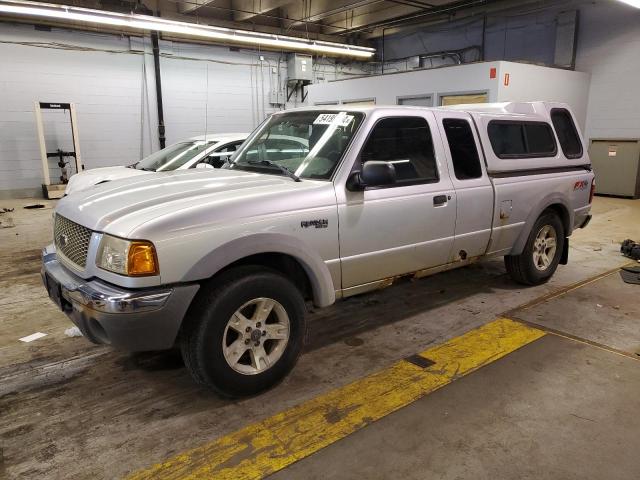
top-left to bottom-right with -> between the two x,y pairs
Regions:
313,113 -> 354,127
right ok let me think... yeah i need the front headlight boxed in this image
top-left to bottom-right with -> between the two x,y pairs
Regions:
96,234 -> 159,276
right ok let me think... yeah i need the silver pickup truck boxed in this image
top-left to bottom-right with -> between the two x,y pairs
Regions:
42,102 -> 594,396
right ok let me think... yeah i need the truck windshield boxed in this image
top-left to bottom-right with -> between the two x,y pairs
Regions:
135,141 -> 216,172
228,111 -> 364,180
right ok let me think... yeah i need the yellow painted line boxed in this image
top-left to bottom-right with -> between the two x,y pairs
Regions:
128,318 -> 544,480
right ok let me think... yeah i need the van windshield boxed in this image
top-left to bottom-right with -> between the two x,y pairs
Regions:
228,111 -> 364,180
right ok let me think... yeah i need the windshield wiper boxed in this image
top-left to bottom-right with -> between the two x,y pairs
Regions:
247,160 -> 301,182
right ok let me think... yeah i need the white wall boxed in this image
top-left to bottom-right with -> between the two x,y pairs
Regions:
307,61 -> 503,106
576,1 -> 640,140
0,22 -> 368,198
0,25 -> 150,196
308,60 -> 591,129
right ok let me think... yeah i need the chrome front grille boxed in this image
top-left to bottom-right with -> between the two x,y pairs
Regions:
54,214 -> 92,268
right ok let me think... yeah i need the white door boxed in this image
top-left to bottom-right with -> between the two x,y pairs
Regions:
338,112 -> 457,289
434,110 -> 493,260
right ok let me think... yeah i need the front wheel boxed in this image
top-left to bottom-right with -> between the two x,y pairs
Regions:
180,266 -> 306,397
505,211 -> 565,285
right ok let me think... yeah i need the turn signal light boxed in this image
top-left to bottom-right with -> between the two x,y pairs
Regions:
127,241 -> 159,276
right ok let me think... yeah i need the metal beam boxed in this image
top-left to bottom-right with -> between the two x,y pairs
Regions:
230,0 -> 291,21
172,0 -> 353,34
150,31 -> 166,150
318,2 -> 420,35
358,0 -> 568,38
325,0 -> 500,36
177,0 -> 219,15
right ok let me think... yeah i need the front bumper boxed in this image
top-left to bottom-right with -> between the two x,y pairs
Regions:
41,247 -> 199,351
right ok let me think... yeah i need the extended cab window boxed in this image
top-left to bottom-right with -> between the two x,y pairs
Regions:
488,121 -> 556,159
442,118 -> 482,180
551,108 -> 583,159
360,117 -> 438,184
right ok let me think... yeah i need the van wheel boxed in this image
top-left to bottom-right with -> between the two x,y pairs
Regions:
505,211 -> 565,286
180,266 -> 306,397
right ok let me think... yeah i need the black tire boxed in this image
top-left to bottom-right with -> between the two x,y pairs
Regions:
505,210 -> 565,286
180,265 -> 306,397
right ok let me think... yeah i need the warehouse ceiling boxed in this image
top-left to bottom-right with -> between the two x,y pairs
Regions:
0,0 -> 569,49
173,0 -> 502,38
2,0 -> 521,40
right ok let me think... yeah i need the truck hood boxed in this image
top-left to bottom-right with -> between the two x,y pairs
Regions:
55,168 -> 333,238
65,166 -> 150,195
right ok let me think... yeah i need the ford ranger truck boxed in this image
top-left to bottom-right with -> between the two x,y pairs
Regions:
42,102 -> 594,396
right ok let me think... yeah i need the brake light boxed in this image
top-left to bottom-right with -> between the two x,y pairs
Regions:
589,178 -> 596,204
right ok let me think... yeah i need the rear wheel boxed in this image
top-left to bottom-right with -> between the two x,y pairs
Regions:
505,211 -> 565,285
181,266 -> 306,397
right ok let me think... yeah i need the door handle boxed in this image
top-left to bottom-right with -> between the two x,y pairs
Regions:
433,194 -> 448,206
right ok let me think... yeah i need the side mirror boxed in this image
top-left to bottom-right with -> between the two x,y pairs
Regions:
348,161 -> 396,190
196,162 -> 215,169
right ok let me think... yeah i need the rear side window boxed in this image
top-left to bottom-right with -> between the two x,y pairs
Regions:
360,117 -> 438,184
525,123 -> 556,154
442,118 -> 482,180
488,121 -> 556,159
551,108 -> 583,159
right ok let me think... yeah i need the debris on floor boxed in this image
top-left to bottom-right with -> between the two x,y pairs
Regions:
620,266 -> 640,285
23,204 -> 46,209
620,239 -> 640,260
0,207 -> 15,228
19,332 -> 48,343
0,218 -> 15,228
64,326 -> 83,338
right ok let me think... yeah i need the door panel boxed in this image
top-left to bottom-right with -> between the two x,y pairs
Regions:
338,112 -> 456,288
435,111 -> 493,260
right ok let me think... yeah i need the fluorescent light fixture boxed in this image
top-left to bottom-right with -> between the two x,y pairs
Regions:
0,0 -> 376,58
617,0 -> 640,7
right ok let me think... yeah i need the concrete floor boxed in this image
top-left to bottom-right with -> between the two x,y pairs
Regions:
272,334 -> 640,480
0,196 -> 639,479
271,270 -> 640,480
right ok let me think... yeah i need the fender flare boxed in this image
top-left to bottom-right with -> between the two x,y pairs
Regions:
184,233 -> 336,307
509,193 -> 573,256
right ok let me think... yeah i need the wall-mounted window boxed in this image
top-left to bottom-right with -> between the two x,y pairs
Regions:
397,95 -> 433,107
488,121 -> 557,159
550,108 -> 583,159
440,93 -> 488,106
342,98 -> 376,106
360,117 -> 438,185
442,118 -> 482,180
